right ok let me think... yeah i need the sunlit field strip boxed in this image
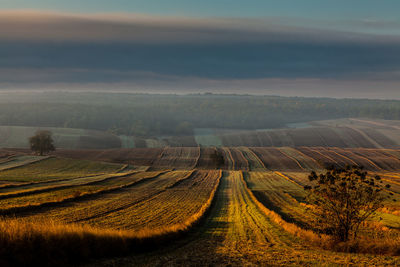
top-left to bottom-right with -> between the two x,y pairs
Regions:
0,171 -> 156,213
244,171 -> 313,228
0,155 -> 51,172
83,170 -> 222,230
0,170 -> 137,199
243,170 -> 400,254
0,170 -> 222,265
0,157 -> 123,182
25,170 -> 194,223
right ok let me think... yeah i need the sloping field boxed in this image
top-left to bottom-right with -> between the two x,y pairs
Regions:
0,157 -> 123,182
226,147 -> 250,170
55,148 -> 164,166
24,170 -> 191,223
150,147 -> 200,170
167,118 -> 400,148
80,170 -> 221,230
163,135 -> 198,147
0,155 -> 50,172
243,170 -> 400,249
250,148 -> 305,171
0,165 -> 222,266
51,147 -> 400,172
238,147 -> 266,170
4,118 -> 400,150
0,155 -> 399,266
0,126 -> 122,149
195,147 -> 222,169
96,171 -> 400,266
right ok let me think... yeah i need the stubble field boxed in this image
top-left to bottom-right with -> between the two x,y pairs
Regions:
0,146 -> 399,266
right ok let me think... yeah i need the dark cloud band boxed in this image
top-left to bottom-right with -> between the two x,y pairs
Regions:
0,10 -> 399,98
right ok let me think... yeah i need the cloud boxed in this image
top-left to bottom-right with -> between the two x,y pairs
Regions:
0,10 -> 400,98
1,10 -> 399,44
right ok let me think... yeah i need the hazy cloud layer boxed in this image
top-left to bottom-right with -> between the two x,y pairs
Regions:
1,10 -> 400,98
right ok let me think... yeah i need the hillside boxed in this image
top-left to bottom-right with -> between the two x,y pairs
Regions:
2,118 -> 400,150
0,149 -> 398,266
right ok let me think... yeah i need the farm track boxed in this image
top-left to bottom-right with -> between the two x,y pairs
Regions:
96,171 -> 400,266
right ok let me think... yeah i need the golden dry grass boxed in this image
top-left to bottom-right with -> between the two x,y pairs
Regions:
0,170 -> 222,266
241,171 -> 400,255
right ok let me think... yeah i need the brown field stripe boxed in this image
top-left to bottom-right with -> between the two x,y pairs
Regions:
0,170 -> 170,216
238,148 -> 256,170
306,147 -> 339,165
349,150 -> 384,171
275,148 -> 306,171
227,148 -> 236,170
221,147 -> 234,170
350,127 -> 383,148
323,147 -> 359,166
151,147 -> 166,166
236,147 -> 250,170
230,148 -> 249,170
247,148 -> 268,170
193,146 -> 201,169
350,118 -> 400,130
380,150 -> 400,166
294,148 -> 324,169
314,129 -> 329,147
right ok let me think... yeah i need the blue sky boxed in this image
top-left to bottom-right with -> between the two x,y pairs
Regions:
0,1 -> 400,98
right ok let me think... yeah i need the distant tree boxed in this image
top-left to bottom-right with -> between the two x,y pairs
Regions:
304,166 -> 394,242
29,130 -> 55,156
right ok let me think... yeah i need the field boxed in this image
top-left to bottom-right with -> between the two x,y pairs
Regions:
0,146 -> 399,266
3,118 -> 400,150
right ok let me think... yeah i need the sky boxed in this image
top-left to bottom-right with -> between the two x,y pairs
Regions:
1,1 -> 400,99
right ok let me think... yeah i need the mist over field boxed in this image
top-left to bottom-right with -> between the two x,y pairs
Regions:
1,1 -> 400,266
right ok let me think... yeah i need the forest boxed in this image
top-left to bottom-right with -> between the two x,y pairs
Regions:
0,92 -> 399,137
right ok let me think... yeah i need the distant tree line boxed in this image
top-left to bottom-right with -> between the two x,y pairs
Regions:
0,93 -> 400,137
